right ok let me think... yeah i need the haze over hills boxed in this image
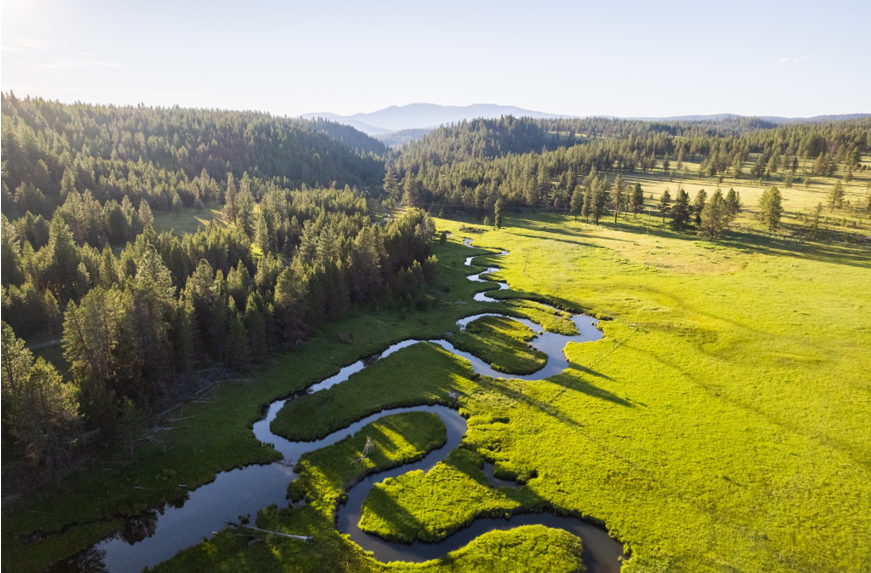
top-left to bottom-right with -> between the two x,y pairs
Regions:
631,113 -> 871,123
301,103 -> 575,135
302,104 -> 870,147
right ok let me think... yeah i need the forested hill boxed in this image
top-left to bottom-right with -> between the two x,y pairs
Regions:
392,115 -> 869,168
306,117 -> 388,156
1,93 -> 385,220
385,115 -> 870,214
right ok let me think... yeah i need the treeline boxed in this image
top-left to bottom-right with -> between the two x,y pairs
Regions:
386,116 -> 870,214
1,93 -> 385,221
1,187 -> 438,481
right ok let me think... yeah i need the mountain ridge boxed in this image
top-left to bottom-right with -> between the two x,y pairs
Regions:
303,104 -> 870,137
302,103 -> 574,134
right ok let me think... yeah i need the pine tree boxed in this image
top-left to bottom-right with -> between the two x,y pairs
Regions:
2,322 -> 79,482
138,200 -> 154,227
732,155 -> 743,179
494,197 -> 504,229
582,184 -> 594,222
613,173 -> 625,223
223,173 -> 237,223
693,190 -> 707,225
670,190 -> 691,231
827,181 -> 845,212
383,167 -> 399,200
725,188 -> 742,216
630,183 -> 644,217
759,186 -> 784,230
402,173 -> 419,208
658,189 -> 671,223
699,189 -> 732,240
592,178 -> 609,225
803,202 -> 824,241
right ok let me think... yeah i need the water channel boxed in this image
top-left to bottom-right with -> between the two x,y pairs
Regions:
54,239 -> 624,573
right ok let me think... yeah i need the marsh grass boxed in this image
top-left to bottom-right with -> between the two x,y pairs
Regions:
451,316 -> 547,374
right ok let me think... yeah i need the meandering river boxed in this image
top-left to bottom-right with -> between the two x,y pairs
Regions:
55,239 -> 624,573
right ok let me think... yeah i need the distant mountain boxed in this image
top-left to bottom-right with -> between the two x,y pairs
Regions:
302,103 -> 575,135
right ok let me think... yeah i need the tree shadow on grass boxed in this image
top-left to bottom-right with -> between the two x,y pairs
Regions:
359,481 -> 425,541
552,369 -> 633,408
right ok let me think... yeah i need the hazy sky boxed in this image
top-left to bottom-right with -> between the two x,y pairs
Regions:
2,0 -> 869,118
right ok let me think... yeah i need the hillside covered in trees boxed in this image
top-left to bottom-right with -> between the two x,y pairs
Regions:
1,94 -> 437,485
386,115 -> 870,217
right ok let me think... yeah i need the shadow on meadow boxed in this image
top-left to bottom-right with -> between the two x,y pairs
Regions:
553,369 -> 633,408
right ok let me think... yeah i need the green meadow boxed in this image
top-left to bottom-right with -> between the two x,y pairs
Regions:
451,315 -> 547,374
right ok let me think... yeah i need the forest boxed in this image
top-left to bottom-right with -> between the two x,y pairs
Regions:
385,115 -> 870,220
1,93 -> 436,484
2,93 -> 870,573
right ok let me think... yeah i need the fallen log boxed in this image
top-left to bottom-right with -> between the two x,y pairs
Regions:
226,521 -> 311,541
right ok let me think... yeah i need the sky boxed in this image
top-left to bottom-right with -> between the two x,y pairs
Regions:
2,0 -> 869,119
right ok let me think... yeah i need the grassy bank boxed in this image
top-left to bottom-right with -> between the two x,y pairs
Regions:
451,316 -> 547,374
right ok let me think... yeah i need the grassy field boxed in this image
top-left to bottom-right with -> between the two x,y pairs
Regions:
610,155 -> 871,242
451,315 -> 547,374
151,203 -> 222,235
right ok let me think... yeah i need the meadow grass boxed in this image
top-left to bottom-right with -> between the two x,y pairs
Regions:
151,203 -> 222,235
360,447 -> 542,542
451,315 -> 547,374
612,155 -> 871,242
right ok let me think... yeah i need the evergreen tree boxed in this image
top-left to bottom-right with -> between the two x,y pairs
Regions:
383,166 -> 399,200
582,184 -> 594,223
223,173 -> 237,223
2,322 -> 79,482
725,188 -> 742,216
592,178 -> 609,225
693,190 -> 707,225
732,155 -> 743,179
670,190 -> 691,230
827,180 -> 845,212
402,173 -> 419,208
138,200 -> 154,228
759,186 -> 784,230
658,189 -> 671,223
699,189 -> 732,240
613,173 -> 625,223
803,202 -> 824,241
494,197 -> 504,229
630,183 -> 644,217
